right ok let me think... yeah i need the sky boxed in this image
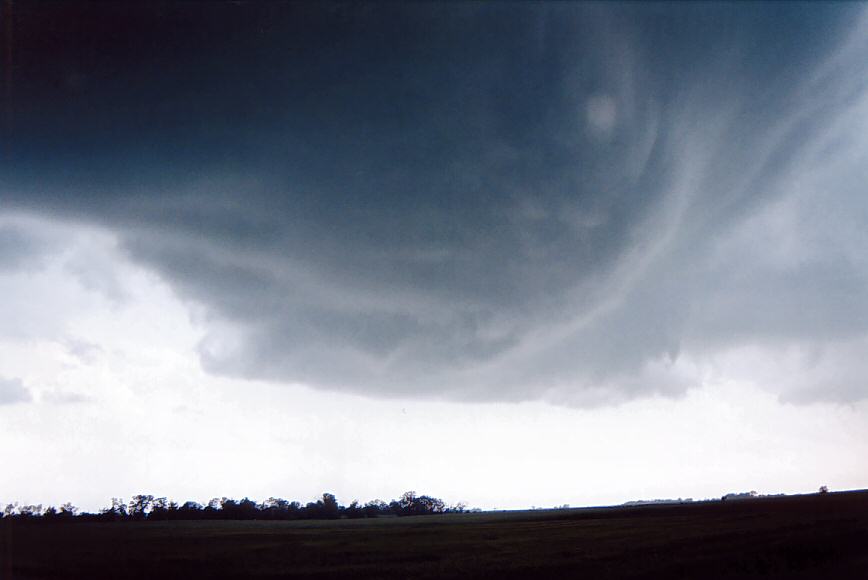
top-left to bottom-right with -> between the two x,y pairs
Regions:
1,2 -> 868,512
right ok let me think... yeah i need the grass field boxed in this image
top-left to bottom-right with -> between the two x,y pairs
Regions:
3,491 -> 867,579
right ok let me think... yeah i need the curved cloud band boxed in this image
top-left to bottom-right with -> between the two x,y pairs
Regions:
2,3 -> 868,404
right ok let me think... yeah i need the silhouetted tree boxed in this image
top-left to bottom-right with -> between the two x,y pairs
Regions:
220,498 -> 239,519
364,500 -> 388,518
17,505 -> 42,519
3,503 -> 17,518
178,501 -> 204,520
129,495 -> 154,520
59,503 -> 78,518
321,493 -> 340,519
344,500 -> 364,519
149,497 -> 170,520
449,502 -> 467,513
238,498 -> 259,519
392,491 -> 446,516
204,497 -> 223,520
1,490 -> 469,523
101,498 -> 128,521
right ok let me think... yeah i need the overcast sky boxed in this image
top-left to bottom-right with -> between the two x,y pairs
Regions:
1,2 -> 867,511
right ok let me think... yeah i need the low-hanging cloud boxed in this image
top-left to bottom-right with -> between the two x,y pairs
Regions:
2,3 -> 868,405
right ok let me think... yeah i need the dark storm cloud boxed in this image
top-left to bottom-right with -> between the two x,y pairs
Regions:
2,2 -> 868,403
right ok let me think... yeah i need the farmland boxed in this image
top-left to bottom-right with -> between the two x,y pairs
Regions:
3,490 -> 867,579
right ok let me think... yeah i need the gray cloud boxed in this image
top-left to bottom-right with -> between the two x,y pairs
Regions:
0,377 -> 31,405
0,219 -> 58,272
2,4 -> 868,405
62,338 -> 104,365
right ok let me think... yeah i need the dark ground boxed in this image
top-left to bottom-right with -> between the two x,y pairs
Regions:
2,491 -> 867,579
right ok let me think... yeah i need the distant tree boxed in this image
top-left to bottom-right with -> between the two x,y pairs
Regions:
448,502 -> 467,514
129,495 -> 154,520
421,495 -> 446,514
237,498 -> 258,519
264,497 -> 289,510
101,498 -> 128,520
220,498 -> 239,519
204,498 -> 223,519
393,491 -> 446,516
178,501 -> 204,520
59,503 -> 78,518
0,490 -> 469,523
819,485 -> 829,494
3,503 -> 16,518
217,497 -> 258,520
395,491 -> 417,516
149,497 -> 170,520
17,504 -> 43,519
261,497 -> 288,520
389,499 -> 402,516
321,493 -> 340,519
364,500 -> 388,518
345,500 -> 364,519
303,500 -> 319,519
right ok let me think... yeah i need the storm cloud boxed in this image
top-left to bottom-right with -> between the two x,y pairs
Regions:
2,3 -> 868,404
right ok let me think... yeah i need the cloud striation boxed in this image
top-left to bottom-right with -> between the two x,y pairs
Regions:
2,3 -> 868,405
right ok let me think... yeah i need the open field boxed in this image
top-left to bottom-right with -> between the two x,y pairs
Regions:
3,491 -> 867,579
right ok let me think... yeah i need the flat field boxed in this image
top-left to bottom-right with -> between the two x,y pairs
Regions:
3,491 -> 867,579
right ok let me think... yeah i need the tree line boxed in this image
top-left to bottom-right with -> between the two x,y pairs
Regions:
1,491 -> 471,523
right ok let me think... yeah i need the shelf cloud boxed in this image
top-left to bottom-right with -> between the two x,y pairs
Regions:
3,3 -> 868,405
